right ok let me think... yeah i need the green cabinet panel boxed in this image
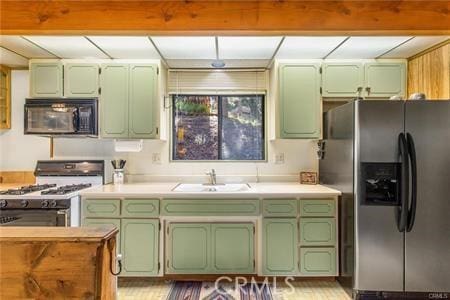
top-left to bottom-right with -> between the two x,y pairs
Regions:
322,62 -> 364,98
166,223 -> 210,274
161,199 -> 260,216
364,63 -> 406,98
299,199 -> 336,217
299,218 -> 336,246
30,62 -> 63,98
211,223 -> 254,274
64,63 -> 99,97
129,64 -> 158,138
82,218 -> 121,253
122,199 -> 159,218
121,219 -> 159,276
263,199 -> 297,217
82,199 -> 121,218
299,247 -> 336,276
262,219 -> 298,275
100,64 -> 129,138
279,63 -> 321,139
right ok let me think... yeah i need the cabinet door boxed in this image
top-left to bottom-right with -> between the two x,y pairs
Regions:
364,63 -> 406,98
279,63 -> 321,139
166,223 -> 210,274
100,64 -> 129,138
262,219 -> 298,275
129,64 -> 158,139
64,63 -> 99,97
30,62 -> 63,98
299,218 -> 336,246
121,219 -> 159,276
322,62 -> 364,98
300,247 -> 337,276
211,223 -> 254,274
83,218 -> 121,253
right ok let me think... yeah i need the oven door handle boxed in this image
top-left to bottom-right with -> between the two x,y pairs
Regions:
57,209 -> 70,227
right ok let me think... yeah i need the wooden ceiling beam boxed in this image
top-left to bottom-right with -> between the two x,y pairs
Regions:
1,1 -> 449,35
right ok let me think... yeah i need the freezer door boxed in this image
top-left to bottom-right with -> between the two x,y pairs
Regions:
354,100 -> 405,292
404,101 -> 450,292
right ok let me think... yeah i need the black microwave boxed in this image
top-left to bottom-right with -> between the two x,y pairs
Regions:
24,98 -> 98,136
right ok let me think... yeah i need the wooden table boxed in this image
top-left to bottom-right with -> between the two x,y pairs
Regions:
0,226 -> 119,299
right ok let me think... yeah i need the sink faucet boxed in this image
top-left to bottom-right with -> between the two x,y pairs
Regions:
206,169 -> 217,185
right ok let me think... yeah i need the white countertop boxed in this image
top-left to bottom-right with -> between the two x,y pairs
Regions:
80,182 -> 341,198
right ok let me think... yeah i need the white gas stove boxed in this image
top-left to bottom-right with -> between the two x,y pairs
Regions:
0,160 -> 105,227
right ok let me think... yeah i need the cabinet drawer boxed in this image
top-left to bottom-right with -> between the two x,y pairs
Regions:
300,247 -> 336,276
299,218 -> 336,246
299,199 -> 335,217
122,199 -> 159,217
83,199 -> 121,217
161,199 -> 260,216
263,199 -> 297,217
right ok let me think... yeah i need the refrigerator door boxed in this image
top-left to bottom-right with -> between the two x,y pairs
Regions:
404,100 -> 450,292
354,100 -> 405,292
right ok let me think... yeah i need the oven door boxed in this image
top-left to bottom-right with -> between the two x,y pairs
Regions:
0,209 -> 70,227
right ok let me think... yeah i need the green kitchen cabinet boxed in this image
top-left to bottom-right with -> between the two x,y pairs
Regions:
166,223 -> 210,274
82,199 -> 121,218
299,218 -> 336,246
121,219 -> 159,276
64,63 -> 99,97
101,63 -> 158,139
83,218 -> 121,253
299,199 -> 336,217
30,62 -> 63,98
100,63 -> 129,138
279,63 -> 321,139
161,199 -> 260,216
211,223 -> 255,273
299,247 -> 337,276
263,199 -> 297,217
129,64 -> 158,139
322,62 -> 364,98
364,62 -> 406,98
122,199 -> 159,218
262,218 -> 298,275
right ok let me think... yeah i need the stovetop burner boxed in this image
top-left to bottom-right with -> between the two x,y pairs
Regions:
41,183 -> 92,195
0,184 -> 57,195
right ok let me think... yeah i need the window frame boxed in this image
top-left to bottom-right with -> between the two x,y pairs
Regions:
170,94 -> 267,162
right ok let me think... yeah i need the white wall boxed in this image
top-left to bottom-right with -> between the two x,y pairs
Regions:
0,69 -> 318,182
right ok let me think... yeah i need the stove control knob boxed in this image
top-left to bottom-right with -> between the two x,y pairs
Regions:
0,200 -> 7,208
50,200 -> 57,208
20,200 -> 29,208
41,200 -> 49,208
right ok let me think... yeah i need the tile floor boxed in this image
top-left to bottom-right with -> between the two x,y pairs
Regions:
118,279 -> 351,300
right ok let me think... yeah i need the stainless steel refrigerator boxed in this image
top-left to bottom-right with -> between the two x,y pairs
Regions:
319,100 -> 450,299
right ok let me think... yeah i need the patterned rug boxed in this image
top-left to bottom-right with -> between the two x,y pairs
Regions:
166,281 -> 272,300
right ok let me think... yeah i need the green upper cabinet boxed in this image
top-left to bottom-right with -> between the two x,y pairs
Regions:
64,63 -> 99,98
322,62 -> 364,98
30,62 -> 63,98
364,62 -> 406,98
100,63 -> 129,138
121,219 -> 159,276
279,63 -> 321,139
129,64 -> 158,139
211,223 -> 255,274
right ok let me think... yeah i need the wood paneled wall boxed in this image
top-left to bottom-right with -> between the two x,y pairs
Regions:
407,41 -> 450,99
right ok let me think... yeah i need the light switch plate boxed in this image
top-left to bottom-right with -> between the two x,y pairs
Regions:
274,153 -> 285,164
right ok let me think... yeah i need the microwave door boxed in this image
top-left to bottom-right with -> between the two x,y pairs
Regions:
26,105 -> 78,134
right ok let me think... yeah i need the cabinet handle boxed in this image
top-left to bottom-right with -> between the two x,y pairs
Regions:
365,87 -> 371,95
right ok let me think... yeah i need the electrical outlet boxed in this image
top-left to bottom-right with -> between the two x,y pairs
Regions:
274,153 -> 285,164
152,153 -> 161,164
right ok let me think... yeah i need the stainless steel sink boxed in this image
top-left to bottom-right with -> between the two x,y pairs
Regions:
172,183 -> 251,192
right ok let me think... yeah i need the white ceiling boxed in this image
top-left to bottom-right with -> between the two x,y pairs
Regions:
0,35 -> 448,68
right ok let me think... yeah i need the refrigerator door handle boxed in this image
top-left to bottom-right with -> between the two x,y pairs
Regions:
406,133 -> 417,232
396,133 -> 409,232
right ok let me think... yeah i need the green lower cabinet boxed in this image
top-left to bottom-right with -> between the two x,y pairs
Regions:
82,218 -> 121,253
299,247 -> 336,276
211,223 -> 255,274
167,223 -> 210,274
299,218 -> 336,246
121,219 -> 159,276
262,219 -> 298,275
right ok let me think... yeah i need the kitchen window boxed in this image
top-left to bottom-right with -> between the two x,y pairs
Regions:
172,95 -> 265,161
